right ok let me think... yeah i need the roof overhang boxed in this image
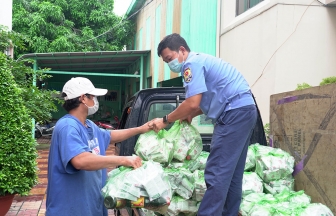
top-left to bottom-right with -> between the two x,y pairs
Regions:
318,0 -> 336,5
125,0 -> 147,18
19,50 -> 150,78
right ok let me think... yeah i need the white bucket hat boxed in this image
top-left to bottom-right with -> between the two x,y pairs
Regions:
62,77 -> 107,100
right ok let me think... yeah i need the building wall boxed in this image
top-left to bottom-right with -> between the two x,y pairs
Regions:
0,0 -> 13,57
219,0 -> 336,123
132,0 -> 217,88
0,0 -> 13,30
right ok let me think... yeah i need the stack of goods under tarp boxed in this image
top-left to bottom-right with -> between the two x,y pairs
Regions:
241,143 -> 334,216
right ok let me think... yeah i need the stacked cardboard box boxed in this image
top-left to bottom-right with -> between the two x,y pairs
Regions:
270,83 -> 336,214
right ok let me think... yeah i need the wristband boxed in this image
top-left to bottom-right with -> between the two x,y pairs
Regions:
163,115 -> 169,124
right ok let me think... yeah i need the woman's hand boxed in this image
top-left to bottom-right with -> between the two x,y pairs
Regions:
152,118 -> 168,133
122,156 -> 142,169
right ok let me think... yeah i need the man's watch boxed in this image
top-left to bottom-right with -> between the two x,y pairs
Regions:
163,115 -> 170,124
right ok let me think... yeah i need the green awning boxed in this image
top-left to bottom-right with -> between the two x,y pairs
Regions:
19,50 -> 150,89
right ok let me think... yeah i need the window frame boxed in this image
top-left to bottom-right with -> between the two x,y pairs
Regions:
236,0 -> 264,16
146,101 -> 214,135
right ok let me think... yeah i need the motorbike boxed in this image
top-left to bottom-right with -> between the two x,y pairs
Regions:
111,116 -> 120,129
94,116 -> 120,131
94,120 -> 115,130
35,121 -> 55,138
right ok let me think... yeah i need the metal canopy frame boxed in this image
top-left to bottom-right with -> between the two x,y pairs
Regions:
19,50 -> 151,90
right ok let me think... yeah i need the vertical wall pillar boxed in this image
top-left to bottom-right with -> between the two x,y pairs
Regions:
140,55 -> 143,90
154,4 -> 161,88
32,60 -> 37,138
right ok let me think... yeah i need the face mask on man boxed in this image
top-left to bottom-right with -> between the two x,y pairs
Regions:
84,96 -> 99,116
168,50 -> 185,73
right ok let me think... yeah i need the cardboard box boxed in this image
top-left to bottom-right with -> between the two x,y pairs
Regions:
270,83 -> 336,213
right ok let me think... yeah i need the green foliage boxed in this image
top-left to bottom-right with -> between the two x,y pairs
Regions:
12,0 -> 135,57
0,25 -> 30,52
295,83 -> 312,90
0,27 -> 62,123
264,123 -> 270,144
0,52 -> 38,196
320,76 -> 336,86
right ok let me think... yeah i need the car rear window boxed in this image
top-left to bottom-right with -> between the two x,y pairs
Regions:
147,102 -> 214,135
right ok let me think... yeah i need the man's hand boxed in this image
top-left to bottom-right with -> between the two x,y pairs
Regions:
152,117 -> 168,133
180,115 -> 193,124
123,156 -> 142,169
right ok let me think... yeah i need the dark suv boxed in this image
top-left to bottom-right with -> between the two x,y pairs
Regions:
116,87 -> 267,157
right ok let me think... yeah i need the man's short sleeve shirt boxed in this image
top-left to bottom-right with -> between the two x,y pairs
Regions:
181,52 -> 255,121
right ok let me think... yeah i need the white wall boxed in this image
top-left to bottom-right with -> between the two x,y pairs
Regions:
0,0 -> 13,57
0,0 -> 13,30
219,0 -> 336,123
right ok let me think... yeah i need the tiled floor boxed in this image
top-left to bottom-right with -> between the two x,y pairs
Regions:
5,145 -> 121,216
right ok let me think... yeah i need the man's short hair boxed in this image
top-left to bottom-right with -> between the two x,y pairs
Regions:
157,33 -> 191,57
62,93 -> 81,112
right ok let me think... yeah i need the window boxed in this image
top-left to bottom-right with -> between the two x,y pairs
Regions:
147,102 -> 214,135
104,90 -> 118,101
236,0 -> 263,16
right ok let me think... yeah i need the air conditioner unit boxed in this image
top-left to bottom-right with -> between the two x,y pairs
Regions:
318,0 -> 336,5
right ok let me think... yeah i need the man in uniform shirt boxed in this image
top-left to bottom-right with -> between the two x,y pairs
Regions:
46,77 -> 153,216
152,33 -> 257,216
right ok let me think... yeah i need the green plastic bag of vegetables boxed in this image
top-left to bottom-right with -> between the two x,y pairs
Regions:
163,167 -> 195,200
192,170 -> 206,202
163,167 -> 184,194
167,121 -> 203,162
167,196 -> 198,216
242,172 -> 263,197
274,189 -> 311,206
135,130 -> 174,164
255,146 -> 295,183
297,203 -> 334,216
248,203 -> 274,216
263,176 -> 295,195
188,151 -> 209,172
244,144 -> 257,171
240,193 -> 276,215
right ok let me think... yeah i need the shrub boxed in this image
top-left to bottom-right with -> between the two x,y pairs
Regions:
264,123 -> 270,145
0,52 -> 38,196
295,83 -> 312,90
320,76 -> 336,86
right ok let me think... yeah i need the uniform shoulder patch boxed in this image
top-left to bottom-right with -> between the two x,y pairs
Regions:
183,67 -> 192,83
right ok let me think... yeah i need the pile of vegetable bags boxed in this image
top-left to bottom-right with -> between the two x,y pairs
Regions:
101,160 -> 172,214
103,120 -> 334,216
135,121 -> 207,216
102,121 -> 207,215
134,121 -> 203,165
241,143 -> 334,216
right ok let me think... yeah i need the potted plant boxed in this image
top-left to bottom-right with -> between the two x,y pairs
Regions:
0,51 -> 38,215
